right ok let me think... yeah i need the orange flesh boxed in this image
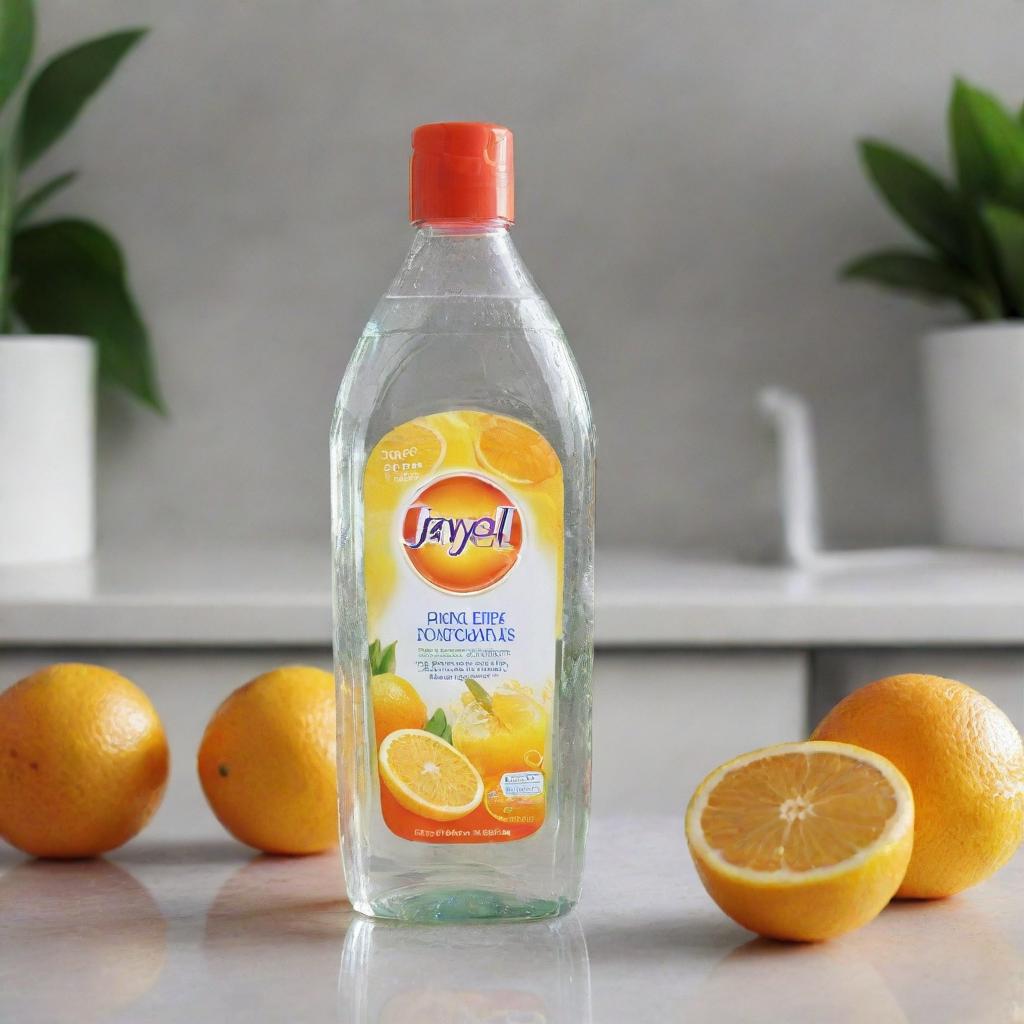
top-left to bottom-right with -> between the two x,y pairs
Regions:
701,752 -> 899,872
477,420 -> 559,485
385,732 -> 480,806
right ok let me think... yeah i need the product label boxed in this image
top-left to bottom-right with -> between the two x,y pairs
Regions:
364,410 -> 563,843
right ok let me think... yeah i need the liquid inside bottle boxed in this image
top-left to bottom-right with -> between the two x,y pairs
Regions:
331,123 -> 595,922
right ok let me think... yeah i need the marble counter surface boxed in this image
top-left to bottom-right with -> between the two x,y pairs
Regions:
2,815 -> 1021,1023
3,543 -> 1024,647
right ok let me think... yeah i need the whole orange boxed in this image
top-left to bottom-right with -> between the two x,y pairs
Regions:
812,674 -> 1024,898
198,666 -> 338,855
370,673 -> 426,747
0,663 -> 169,858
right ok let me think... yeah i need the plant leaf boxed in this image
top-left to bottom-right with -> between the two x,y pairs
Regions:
378,641 -> 396,675
13,169 -> 77,226
859,139 -> 966,264
368,639 -> 381,674
0,0 -> 34,114
949,78 -> 1024,205
424,709 -> 449,741
960,203 -> 1003,293
10,218 -> 164,410
18,28 -> 147,169
841,247 -> 1002,320
463,678 -> 493,715
981,203 -> 1024,316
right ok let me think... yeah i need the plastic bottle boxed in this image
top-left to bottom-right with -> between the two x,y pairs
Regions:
331,122 -> 594,921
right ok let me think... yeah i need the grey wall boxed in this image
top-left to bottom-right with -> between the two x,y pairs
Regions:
31,1 -> 1024,558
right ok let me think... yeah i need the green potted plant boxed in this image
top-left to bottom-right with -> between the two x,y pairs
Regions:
843,78 -> 1024,549
0,0 -> 160,564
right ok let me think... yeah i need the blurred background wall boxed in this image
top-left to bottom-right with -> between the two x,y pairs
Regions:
31,0 -> 1024,559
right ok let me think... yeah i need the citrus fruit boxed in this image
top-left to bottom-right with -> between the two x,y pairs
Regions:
685,741 -> 914,942
452,680 -> 547,778
473,415 -> 559,485
0,663 -> 170,858
812,673 -> 1024,898
378,728 -> 483,821
371,673 -> 427,747
366,419 -> 445,493
198,666 -> 338,855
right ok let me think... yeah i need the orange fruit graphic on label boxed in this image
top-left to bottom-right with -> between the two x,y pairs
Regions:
371,673 -> 427,747
378,729 -> 484,821
0,663 -> 169,859
474,416 -> 559,485
686,741 -> 914,942
812,673 -> 1024,898
403,474 -> 523,594
452,680 -> 548,779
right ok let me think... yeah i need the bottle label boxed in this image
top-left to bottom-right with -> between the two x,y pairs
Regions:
364,410 -> 563,844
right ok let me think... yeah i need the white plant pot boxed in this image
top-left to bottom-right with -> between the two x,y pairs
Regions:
0,336 -> 96,563
922,323 -> 1024,550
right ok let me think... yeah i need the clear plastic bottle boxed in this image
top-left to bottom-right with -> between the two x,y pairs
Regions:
331,123 -> 594,922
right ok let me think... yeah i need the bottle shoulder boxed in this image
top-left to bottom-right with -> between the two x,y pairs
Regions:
332,227 -> 592,453
364,292 -> 561,338
383,224 -> 543,301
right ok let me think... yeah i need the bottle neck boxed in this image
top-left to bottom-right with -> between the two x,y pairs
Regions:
414,219 -> 511,237
388,219 -> 535,300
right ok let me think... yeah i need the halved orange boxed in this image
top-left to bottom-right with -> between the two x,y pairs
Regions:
473,416 -> 559,486
686,741 -> 914,942
378,729 -> 483,822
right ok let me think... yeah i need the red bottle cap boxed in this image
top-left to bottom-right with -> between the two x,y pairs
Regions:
410,122 -> 514,225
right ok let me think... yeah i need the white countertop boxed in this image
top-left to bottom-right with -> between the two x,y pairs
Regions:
2,543 -> 1024,647
2,814 -> 1021,1023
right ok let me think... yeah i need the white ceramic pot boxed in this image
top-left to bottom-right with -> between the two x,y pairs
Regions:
922,323 -> 1024,550
0,336 -> 96,563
